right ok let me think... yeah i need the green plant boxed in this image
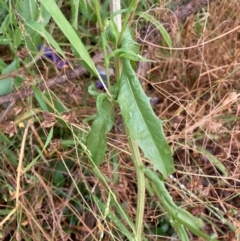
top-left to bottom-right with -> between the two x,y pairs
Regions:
1,0 -> 239,241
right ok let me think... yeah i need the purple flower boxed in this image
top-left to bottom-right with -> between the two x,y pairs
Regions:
38,44 -> 69,69
57,59 -> 69,69
95,80 -> 108,90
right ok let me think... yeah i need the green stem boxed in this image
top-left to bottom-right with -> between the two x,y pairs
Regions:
109,0 -> 145,239
93,0 -> 113,97
101,32 -> 111,93
93,0 -> 103,32
125,126 -> 145,241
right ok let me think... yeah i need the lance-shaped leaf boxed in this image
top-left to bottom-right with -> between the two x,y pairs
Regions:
117,59 -> 174,178
86,94 -> 115,166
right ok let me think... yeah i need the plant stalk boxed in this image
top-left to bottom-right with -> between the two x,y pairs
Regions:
110,0 -> 146,239
125,126 -> 145,241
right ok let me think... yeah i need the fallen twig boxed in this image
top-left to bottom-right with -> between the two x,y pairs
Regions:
0,52 -> 104,106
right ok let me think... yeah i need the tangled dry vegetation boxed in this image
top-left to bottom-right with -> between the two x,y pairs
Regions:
136,1 -> 240,239
110,1 -> 240,239
0,0 -> 240,240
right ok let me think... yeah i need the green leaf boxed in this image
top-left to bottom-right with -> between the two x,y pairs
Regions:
0,59 -> 19,96
0,59 -> 7,72
138,12 -> 172,48
70,0 -> 79,29
40,0 -> 99,76
196,146 -> 228,177
117,58 -> 174,178
121,27 -> 139,53
142,168 -> 213,240
0,1 -> 8,29
18,0 -> 38,22
53,162 -> 66,188
0,15 -> 10,36
45,92 -> 67,113
93,195 -> 136,241
3,148 -> 18,166
33,86 -> 49,112
24,127 -> 53,172
26,20 -> 66,57
86,94 -> 115,166
105,18 -> 120,44
0,131 -> 12,145
33,86 -> 67,113
38,4 -> 52,27
170,220 -> 190,241
13,27 -> 22,47
108,48 -> 153,62
16,0 -> 42,50
88,83 -> 101,97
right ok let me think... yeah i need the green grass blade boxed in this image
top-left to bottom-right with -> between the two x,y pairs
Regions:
138,12 -> 172,48
70,0 -> 79,29
0,59 -> 19,96
24,127 -> 53,172
0,131 -> 12,144
196,145 -> 228,177
93,195 -> 137,241
143,168 -> 219,240
40,0 -> 98,75
26,20 -> 65,57
170,221 -> 190,241
33,86 -> 49,112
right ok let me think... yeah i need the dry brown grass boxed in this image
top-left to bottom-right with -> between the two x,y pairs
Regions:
130,0 -> 240,239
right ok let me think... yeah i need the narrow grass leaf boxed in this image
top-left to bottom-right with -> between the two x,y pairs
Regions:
44,92 -> 67,113
108,48 -> 153,62
38,4 -> 52,27
138,12 -> 172,48
26,20 -> 65,57
2,146 -> 19,166
93,195 -> 136,241
24,127 -> 53,172
53,162 -> 66,187
86,94 -> 115,166
0,14 -> 9,37
170,221 -> 190,241
196,146 -> 228,177
143,168 -> 219,240
0,59 -> 18,96
33,86 -> 49,111
40,0 -> 98,75
117,59 -> 174,178
0,131 -> 12,144
70,0 -> 79,29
